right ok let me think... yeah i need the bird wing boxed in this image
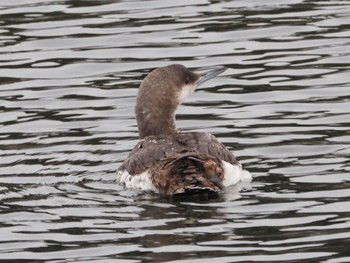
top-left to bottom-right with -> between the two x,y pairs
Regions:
180,132 -> 238,165
117,132 -> 238,175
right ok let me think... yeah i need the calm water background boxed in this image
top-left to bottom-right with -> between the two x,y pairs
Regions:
0,0 -> 349,262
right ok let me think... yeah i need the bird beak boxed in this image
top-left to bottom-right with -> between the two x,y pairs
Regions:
195,66 -> 227,87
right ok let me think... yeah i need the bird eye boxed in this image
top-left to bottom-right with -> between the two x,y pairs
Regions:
185,76 -> 190,84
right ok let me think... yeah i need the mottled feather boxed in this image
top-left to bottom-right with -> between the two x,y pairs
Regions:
117,132 -> 239,194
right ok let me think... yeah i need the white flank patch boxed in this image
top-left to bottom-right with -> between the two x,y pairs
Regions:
222,161 -> 252,187
241,169 -> 253,182
116,169 -> 158,192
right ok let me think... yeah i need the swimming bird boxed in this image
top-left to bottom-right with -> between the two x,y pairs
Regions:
117,64 -> 250,195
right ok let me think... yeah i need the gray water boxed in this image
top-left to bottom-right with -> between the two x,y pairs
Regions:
0,0 -> 350,262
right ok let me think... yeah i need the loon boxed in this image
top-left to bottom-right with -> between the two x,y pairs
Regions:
116,64 -> 250,195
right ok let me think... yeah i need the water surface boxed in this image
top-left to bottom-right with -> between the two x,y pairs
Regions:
0,0 -> 350,262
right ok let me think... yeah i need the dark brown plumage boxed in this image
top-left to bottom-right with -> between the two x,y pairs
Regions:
117,64 -> 243,195
118,132 -> 239,195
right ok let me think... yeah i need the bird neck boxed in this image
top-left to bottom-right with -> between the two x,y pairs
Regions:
136,98 -> 178,139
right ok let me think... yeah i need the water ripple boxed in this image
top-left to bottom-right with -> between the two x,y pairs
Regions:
0,0 -> 349,262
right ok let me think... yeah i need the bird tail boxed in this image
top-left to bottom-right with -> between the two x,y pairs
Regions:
151,153 -> 225,195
